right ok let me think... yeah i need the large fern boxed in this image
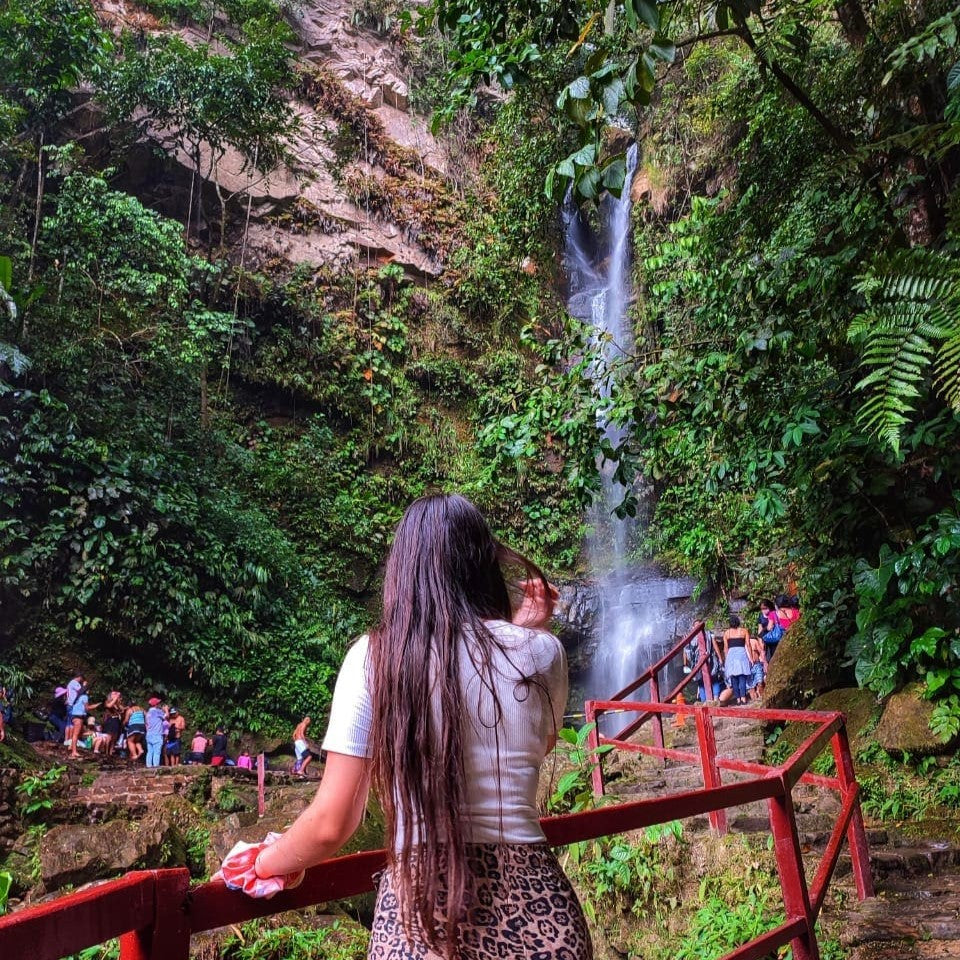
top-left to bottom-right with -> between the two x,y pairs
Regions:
848,249 -> 960,454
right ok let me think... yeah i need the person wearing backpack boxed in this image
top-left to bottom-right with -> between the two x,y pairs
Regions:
684,630 -> 724,702
758,600 -> 785,662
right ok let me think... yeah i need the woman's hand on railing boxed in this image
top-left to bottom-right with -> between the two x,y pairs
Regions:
213,833 -> 305,898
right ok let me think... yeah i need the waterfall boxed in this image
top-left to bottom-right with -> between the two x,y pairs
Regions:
563,143 -> 696,714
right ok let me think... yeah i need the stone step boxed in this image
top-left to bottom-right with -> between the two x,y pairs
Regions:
847,942 -> 960,959
839,873 -> 960,956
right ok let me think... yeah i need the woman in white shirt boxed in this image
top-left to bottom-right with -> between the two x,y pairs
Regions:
247,493 -> 591,959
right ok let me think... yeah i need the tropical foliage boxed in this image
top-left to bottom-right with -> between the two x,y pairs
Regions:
0,0 -> 591,732
423,0 -> 960,716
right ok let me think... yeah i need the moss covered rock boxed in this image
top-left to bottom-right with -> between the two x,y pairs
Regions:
773,687 -> 879,756
38,794 -> 200,893
875,683 -> 949,755
763,621 -> 836,709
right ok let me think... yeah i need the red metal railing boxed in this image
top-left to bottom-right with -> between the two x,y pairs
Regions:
602,619 -> 714,748
584,697 -> 874,960
0,703 -> 873,960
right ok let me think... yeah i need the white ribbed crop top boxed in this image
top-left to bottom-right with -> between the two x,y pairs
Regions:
321,619 -> 568,844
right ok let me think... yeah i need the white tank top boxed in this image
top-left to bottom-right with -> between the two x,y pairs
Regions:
321,619 -> 568,845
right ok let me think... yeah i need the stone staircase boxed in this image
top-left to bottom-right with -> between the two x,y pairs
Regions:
832,835 -> 960,959
603,711 -> 770,823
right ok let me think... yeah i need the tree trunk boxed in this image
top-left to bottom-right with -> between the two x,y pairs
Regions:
200,364 -> 209,429
835,0 -> 869,47
27,130 -> 45,285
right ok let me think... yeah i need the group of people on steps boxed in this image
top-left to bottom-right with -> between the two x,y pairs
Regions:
52,680 -> 189,765
686,594 -> 802,705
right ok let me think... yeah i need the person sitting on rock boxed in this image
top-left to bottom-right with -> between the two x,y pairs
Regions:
47,687 -> 69,742
237,750 -> 253,770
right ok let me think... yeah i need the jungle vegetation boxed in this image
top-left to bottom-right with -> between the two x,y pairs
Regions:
0,0 -> 591,732
419,0 -> 960,732
1,0 -> 959,738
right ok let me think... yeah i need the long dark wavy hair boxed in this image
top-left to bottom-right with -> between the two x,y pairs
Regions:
368,493 -> 549,956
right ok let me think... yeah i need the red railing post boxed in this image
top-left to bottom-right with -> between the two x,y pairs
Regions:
694,707 -> 727,834
585,701 -> 605,798
832,727 -> 874,900
648,673 -> 665,751
769,788 -> 819,960
258,751 -> 266,817
119,869 -> 191,960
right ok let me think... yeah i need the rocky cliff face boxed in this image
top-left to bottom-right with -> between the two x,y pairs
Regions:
94,0 -> 468,277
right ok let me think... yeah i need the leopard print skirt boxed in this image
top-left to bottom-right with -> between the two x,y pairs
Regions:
367,843 -> 593,960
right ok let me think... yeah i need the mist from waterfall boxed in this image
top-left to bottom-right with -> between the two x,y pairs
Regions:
563,143 -> 695,710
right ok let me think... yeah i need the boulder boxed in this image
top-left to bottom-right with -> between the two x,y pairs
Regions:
773,687 -> 879,756
875,683 -> 948,755
4,829 -> 41,898
38,794 -> 199,892
809,687 -> 879,753
764,621 -> 838,709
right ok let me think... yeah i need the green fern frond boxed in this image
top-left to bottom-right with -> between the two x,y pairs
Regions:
849,249 -> 960,452
935,329 -> 960,409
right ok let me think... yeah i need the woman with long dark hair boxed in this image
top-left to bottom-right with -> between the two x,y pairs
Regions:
234,493 -> 592,959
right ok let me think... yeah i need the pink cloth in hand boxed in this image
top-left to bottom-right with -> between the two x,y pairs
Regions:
213,832 -> 305,898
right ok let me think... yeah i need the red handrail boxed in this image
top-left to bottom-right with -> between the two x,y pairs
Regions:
584,697 -> 875,960
605,620 -> 713,744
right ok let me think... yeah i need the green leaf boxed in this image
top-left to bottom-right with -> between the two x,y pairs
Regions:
0,256 -> 11,294
569,142 -> 598,167
578,166 -> 602,200
639,52 -> 657,92
949,61 -> 960,92
910,627 -> 946,658
623,57 -> 639,100
602,78 -> 625,117
568,75 -> 591,100
555,770 -> 582,796
649,37 -> 676,63
602,156 -> 627,195
631,0 -> 660,31
544,166 -> 556,198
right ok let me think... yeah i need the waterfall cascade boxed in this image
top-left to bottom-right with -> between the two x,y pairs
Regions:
563,144 -> 697,711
